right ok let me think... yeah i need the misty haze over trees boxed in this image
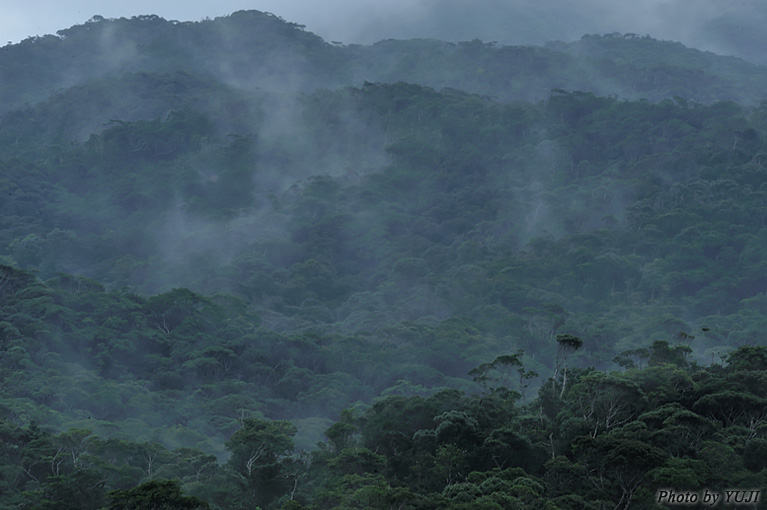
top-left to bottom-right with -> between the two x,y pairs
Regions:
2,7 -> 767,509
336,0 -> 767,66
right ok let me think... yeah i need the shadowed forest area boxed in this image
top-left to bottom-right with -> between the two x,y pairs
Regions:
2,10 -> 767,509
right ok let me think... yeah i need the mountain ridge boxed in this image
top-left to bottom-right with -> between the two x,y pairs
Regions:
3,10 -> 767,118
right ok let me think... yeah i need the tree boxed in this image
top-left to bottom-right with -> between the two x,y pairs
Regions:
647,340 -> 691,368
564,373 -> 647,439
468,350 -> 537,402
573,436 -> 667,509
225,418 -> 298,508
613,348 -> 650,370
725,345 -> 767,371
53,428 -> 93,470
554,334 -> 583,397
144,288 -> 222,339
106,479 -> 210,510
34,470 -> 107,510
693,391 -> 767,428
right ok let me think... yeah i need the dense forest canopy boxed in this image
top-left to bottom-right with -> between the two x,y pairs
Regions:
4,11 -> 767,113
2,9 -> 767,510
302,0 -> 767,67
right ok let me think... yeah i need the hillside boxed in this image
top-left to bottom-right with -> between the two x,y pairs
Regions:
334,0 -> 767,67
2,10 -> 767,510
3,11 -> 767,115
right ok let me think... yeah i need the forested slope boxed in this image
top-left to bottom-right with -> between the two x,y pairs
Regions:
2,10 -> 767,510
4,11 -> 767,112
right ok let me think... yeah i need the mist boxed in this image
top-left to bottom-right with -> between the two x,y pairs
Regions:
6,0 -> 767,65
312,0 -> 767,65
2,4 -> 767,508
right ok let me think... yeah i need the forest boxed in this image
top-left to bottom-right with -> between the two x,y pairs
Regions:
2,9 -> 767,509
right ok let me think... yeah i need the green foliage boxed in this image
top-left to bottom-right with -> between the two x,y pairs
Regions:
224,418 -> 297,508
5,9 -> 767,509
106,479 -> 210,510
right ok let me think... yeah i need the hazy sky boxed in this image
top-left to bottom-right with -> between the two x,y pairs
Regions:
1,0 -> 425,45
